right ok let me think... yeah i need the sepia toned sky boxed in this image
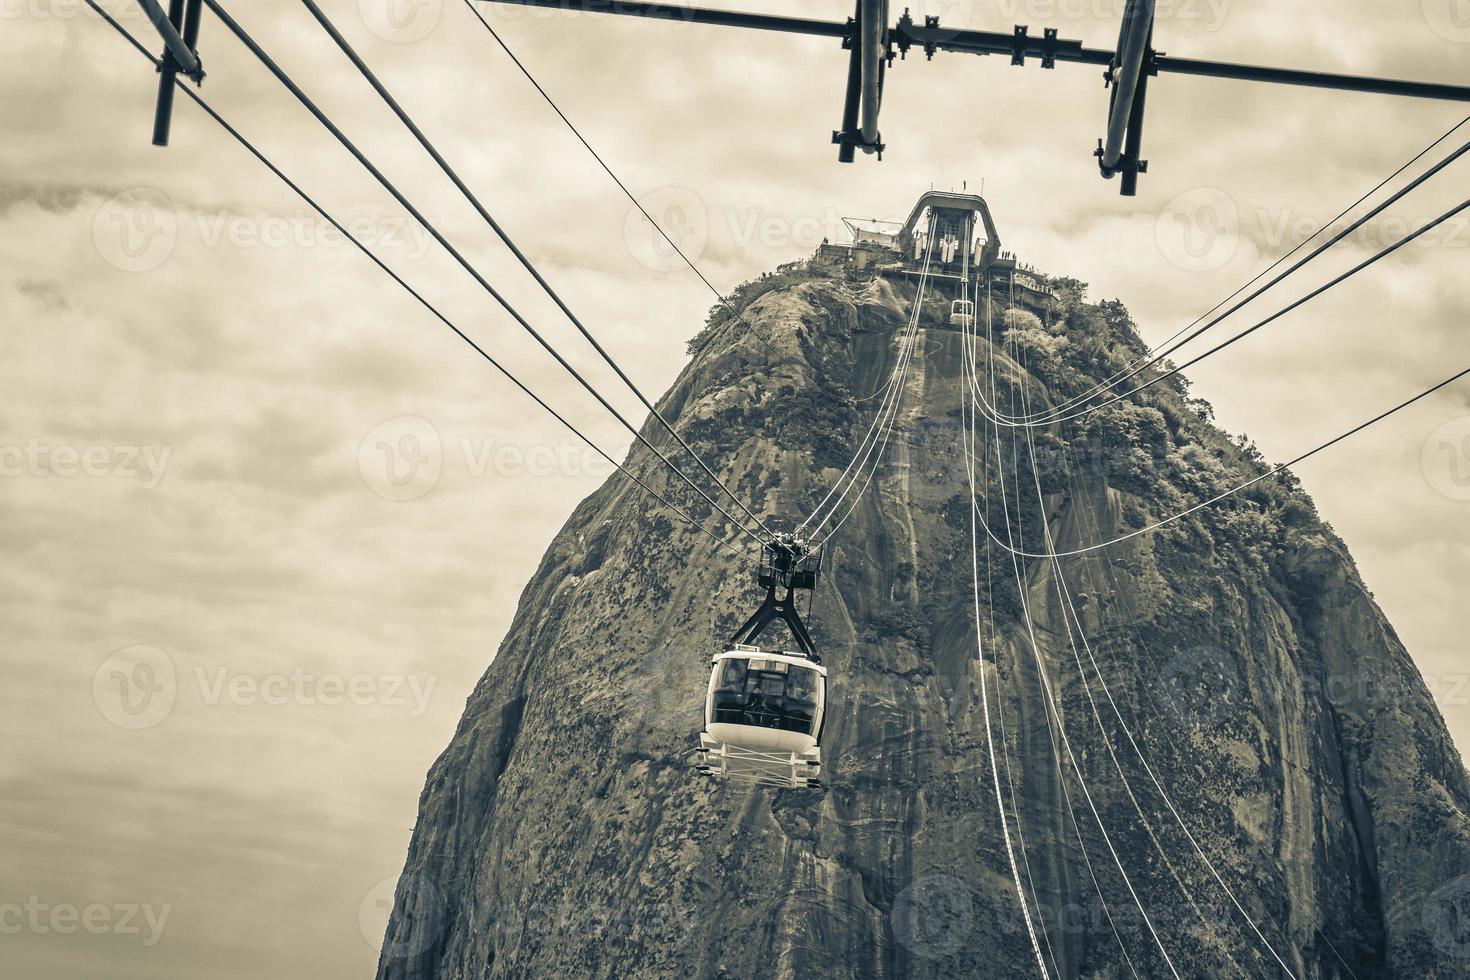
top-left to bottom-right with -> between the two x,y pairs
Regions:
3,1 -> 1467,976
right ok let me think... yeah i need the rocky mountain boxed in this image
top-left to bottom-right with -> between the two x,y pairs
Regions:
375,255 -> 1470,979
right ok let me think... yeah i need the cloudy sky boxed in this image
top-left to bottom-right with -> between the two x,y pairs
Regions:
2,0 -> 1467,976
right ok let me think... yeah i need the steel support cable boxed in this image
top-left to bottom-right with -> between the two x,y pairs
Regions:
958,245 -> 1064,975
1009,338 -> 1276,978
807,222 -> 938,545
958,308 -> 1054,980
958,251 -> 1058,976
970,334 -> 1128,980
1013,328 -> 1227,965
1055,437 -> 1314,976
808,285 -> 923,544
998,114 -> 1468,426
992,136 -> 1470,427
962,262 -> 1066,977
204,0 -> 769,547
976,311 -> 1149,980
797,214 -> 937,534
974,319 -> 1068,980
982,313 -> 1179,979
968,308 -> 1152,978
460,0 -> 779,358
976,193 -> 1470,436
966,312 -> 1116,980
82,0 -> 757,568
799,215 -> 934,537
962,282 -> 1470,559
1060,464 -> 1360,980
300,0 -> 774,541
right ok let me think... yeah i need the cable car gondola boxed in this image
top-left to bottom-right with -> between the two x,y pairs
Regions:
696,534 -> 827,790
950,298 -> 975,327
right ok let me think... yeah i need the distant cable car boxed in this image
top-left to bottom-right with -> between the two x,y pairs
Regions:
950,298 -> 975,327
696,534 -> 826,789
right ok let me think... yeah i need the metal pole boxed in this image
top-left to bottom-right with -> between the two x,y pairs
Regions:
858,0 -> 885,151
181,0 -> 203,49
1119,40 -> 1150,196
137,0 -> 201,76
836,10 -> 862,163
148,0 -> 204,146
150,0 -> 186,146
1100,0 -> 1152,173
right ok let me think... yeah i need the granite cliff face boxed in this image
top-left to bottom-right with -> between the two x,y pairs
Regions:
376,261 -> 1470,979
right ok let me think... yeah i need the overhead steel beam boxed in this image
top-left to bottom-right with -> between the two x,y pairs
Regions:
1153,55 -> 1470,101
486,0 -> 847,38
479,0 -> 1470,103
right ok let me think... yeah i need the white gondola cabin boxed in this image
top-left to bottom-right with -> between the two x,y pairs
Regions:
949,298 -> 975,327
697,645 -> 826,789
694,534 -> 826,790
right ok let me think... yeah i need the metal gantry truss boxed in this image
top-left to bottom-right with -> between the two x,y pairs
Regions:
476,0 -> 1470,195
128,0 -> 1470,182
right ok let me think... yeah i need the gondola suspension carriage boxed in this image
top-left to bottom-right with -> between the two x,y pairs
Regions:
696,532 -> 828,790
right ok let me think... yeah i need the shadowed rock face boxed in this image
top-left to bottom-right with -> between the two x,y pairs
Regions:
376,266 -> 1470,980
